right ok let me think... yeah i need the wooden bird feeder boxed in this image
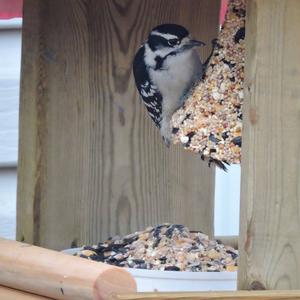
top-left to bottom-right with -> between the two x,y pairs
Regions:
7,0 -> 300,299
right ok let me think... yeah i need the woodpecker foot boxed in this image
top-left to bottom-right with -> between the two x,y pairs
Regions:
162,136 -> 171,148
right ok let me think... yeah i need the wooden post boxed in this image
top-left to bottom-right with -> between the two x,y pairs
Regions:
17,0 -> 220,250
239,0 -> 300,289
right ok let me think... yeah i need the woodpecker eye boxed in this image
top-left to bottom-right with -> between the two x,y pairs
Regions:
168,38 -> 180,46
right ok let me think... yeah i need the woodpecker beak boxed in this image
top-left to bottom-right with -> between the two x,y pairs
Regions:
178,39 -> 205,53
186,39 -> 206,48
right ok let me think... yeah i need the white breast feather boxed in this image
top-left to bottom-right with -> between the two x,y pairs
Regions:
149,50 -> 202,117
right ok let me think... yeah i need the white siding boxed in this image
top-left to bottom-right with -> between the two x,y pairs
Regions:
0,29 -> 21,167
0,25 -> 21,240
215,165 -> 241,236
0,168 -> 17,239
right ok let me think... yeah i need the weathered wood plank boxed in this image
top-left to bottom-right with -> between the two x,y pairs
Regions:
17,2 -> 42,246
113,290 -> 300,300
239,0 -> 300,290
17,0 -> 220,250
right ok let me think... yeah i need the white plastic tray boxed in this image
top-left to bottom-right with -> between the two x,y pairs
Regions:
63,248 -> 237,292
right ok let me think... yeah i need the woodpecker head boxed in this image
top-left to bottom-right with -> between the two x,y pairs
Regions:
145,24 -> 205,67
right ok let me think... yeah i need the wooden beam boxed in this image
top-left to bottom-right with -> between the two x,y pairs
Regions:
239,0 -> 300,290
0,286 -> 53,300
113,290 -> 300,300
0,238 -> 136,300
17,0 -> 220,250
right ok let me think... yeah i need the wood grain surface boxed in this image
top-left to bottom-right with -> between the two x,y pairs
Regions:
0,286 -> 53,300
17,0 -> 220,250
113,290 -> 300,300
0,238 -> 136,300
238,0 -> 300,290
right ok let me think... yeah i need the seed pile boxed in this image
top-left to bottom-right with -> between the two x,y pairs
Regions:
75,224 -> 238,272
171,0 -> 245,168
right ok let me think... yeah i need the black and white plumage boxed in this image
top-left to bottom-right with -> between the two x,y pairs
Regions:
133,24 -> 205,146
133,45 -> 163,128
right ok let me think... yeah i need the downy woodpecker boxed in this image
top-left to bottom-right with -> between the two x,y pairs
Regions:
133,24 -> 205,146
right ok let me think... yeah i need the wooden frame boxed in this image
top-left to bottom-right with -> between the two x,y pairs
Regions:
2,287 -> 300,300
238,0 -> 300,290
113,291 -> 300,300
15,0 -> 300,298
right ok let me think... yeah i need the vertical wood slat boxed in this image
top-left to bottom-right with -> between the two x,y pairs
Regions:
17,0 -> 220,250
239,0 -> 300,290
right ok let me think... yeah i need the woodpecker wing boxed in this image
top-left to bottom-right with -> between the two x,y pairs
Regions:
133,46 -> 163,128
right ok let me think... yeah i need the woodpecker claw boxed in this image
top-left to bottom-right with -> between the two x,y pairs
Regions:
162,136 -> 171,148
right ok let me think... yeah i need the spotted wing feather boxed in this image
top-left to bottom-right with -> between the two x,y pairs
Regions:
133,46 -> 162,128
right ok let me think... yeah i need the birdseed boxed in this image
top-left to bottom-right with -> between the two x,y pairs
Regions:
171,0 -> 245,167
74,223 -> 238,272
